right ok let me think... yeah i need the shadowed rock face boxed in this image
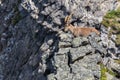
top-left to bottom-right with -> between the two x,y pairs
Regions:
0,0 -> 120,80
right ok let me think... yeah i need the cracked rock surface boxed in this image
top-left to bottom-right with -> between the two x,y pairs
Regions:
0,0 -> 120,80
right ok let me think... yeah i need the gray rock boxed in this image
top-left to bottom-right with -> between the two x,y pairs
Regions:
112,76 -> 120,80
72,37 -> 81,47
107,58 -> 120,71
57,48 -> 70,55
47,73 -> 56,80
4,10 -> 14,21
82,54 -> 101,78
1,33 -> 8,38
71,65 -> 95,80
47,39 -> 54,45
111,34 -> 117,41
36,14 -> 45,24
53,71 -> 72,80
59,42 -> 71,48
70,45 -> 94,61
54,54 -> 69,69
41,6 -> 53,15
81,37 -> 89,45
53,17 -> 61,25
40,43 -> 49,51
106,73 -> 120,80
59,33 -> 73,42
72,37 -> 89,47
44,35 -> 54,46
21,0 -> 39,19
88,33 -> 107,55
1,38 -> 7,49
0,0 -> 119,80
71,53 -> 101,79
100,32 -> 109,47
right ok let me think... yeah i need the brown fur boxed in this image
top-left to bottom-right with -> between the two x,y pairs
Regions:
64,24 -> 100,37
64,14 -> 100,37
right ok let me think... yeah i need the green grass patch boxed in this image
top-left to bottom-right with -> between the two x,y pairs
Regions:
101,7 -> 120,45
101,8 -> 120,28
100,63 -> 107,80
104,10 -> 120,19
99,63 -> 117,80
115,34 -> 120,46
114,59 -> 120,64
118,0 -> 120,2
101,7 -> 120,27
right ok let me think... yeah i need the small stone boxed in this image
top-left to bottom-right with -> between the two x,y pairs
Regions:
57,48 -> 70,55
59,42 -> 71,48
30,12 -> 39,19
102,57 -> 110,65
72,37 -> 81,47
53,18 -> 61,25
37,14 -> 44,23
21,0 -> 39,20
47,73 -> 56,80
47,39 -> 53,45
1,38 -> 7,49
72,37 -> 89,47
59,33 -> 73,42
40,43 -> 49,51
0,42 -> 3,52
42,21 -> 48,26
54,71 -> 71,80
106,73 -> 114,80
111,34 -> 116,41
108,58 -> 120,70
1,33 -> 7,38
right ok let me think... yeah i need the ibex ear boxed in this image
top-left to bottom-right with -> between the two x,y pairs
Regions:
64,13 -> 73,24
64,16 -> 69,23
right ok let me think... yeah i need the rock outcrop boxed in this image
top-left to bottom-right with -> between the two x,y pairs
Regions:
0,0 -> 120,80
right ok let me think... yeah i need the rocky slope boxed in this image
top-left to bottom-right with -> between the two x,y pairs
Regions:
0,0 -> 120,80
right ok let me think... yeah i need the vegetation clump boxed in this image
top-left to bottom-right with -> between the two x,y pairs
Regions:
114,59 -> 120,64
11,4 -> 22,25
100,63 -> 117,80
101,7 -> 120,46
100,63 -> 107,80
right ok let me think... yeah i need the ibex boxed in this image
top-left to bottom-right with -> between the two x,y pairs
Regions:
64,13 -> 100,37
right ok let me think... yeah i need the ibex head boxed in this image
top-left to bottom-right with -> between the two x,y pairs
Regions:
64,13 -> 73,32
64,24 -> 74,32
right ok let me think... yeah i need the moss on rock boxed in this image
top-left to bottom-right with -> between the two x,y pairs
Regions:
114,59 -> 120,64
116,34 -> 120,46
100,63 -> 118,80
